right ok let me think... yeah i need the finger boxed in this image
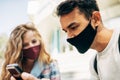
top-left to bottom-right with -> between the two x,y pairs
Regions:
10,76 -> 16,80
41,78 -> 49,80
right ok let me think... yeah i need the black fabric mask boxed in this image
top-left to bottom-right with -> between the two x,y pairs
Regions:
67,21 -> 97,53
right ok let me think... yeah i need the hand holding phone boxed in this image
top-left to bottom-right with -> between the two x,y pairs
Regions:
6,63 -> 23,80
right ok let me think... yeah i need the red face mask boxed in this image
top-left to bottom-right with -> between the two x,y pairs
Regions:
22,45 -> 40,60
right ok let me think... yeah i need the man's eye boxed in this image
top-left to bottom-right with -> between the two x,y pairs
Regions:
71,26 -> 77,30
71,23 -> 80,30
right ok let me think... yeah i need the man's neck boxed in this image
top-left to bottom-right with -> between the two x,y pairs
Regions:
91,27 -> 113,52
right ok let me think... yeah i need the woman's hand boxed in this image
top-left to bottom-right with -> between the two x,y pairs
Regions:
10,72 -> 49,80
10,72 -> 38,80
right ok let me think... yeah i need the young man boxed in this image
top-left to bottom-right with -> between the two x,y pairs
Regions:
56,0 -> 120,80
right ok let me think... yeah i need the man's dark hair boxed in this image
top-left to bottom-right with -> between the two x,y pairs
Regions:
56,0 -> 99,20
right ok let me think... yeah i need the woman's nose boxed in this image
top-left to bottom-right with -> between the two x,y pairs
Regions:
29,43 -> 35,48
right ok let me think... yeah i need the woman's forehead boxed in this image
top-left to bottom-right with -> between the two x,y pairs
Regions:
23,31 -> 37,41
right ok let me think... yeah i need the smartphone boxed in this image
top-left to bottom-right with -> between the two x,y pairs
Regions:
6,63 -> 23,80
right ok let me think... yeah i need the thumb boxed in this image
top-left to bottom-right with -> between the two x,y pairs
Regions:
10,76 -> 16,80
21,72 -> 38,80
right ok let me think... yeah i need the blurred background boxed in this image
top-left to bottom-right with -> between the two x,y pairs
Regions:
0,0 -> 120,80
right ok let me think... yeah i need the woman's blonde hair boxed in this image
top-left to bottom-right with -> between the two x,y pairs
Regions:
1,22 -> 51,80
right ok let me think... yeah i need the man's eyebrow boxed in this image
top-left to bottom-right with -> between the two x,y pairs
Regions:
62,22 -> 76,32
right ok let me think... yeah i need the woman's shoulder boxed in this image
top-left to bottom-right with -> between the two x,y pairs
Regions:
43,59 -> 58,67
43,59 -> 59,71
49,59 -> 58,66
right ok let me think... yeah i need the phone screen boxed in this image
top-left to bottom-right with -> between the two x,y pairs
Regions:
8,68 -> 21,77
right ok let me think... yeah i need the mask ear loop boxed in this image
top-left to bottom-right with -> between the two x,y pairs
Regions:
20,50 -> 26,69
95,25 -> 98,31
20,51 -> 24,61
90,19 -> 98,31
16,51 -> 24,69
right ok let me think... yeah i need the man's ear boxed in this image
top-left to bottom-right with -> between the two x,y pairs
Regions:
91,11 -> 101,27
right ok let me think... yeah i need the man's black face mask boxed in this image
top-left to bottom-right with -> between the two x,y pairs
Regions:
67,21 -> 97,53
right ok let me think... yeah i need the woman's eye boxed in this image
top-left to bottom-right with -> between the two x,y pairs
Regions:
32,40 -> 37,44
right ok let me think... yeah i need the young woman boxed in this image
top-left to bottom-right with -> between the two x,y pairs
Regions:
1,22 -> 61,80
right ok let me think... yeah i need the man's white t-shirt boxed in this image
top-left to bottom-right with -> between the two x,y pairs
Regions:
90,27 -> 120,80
